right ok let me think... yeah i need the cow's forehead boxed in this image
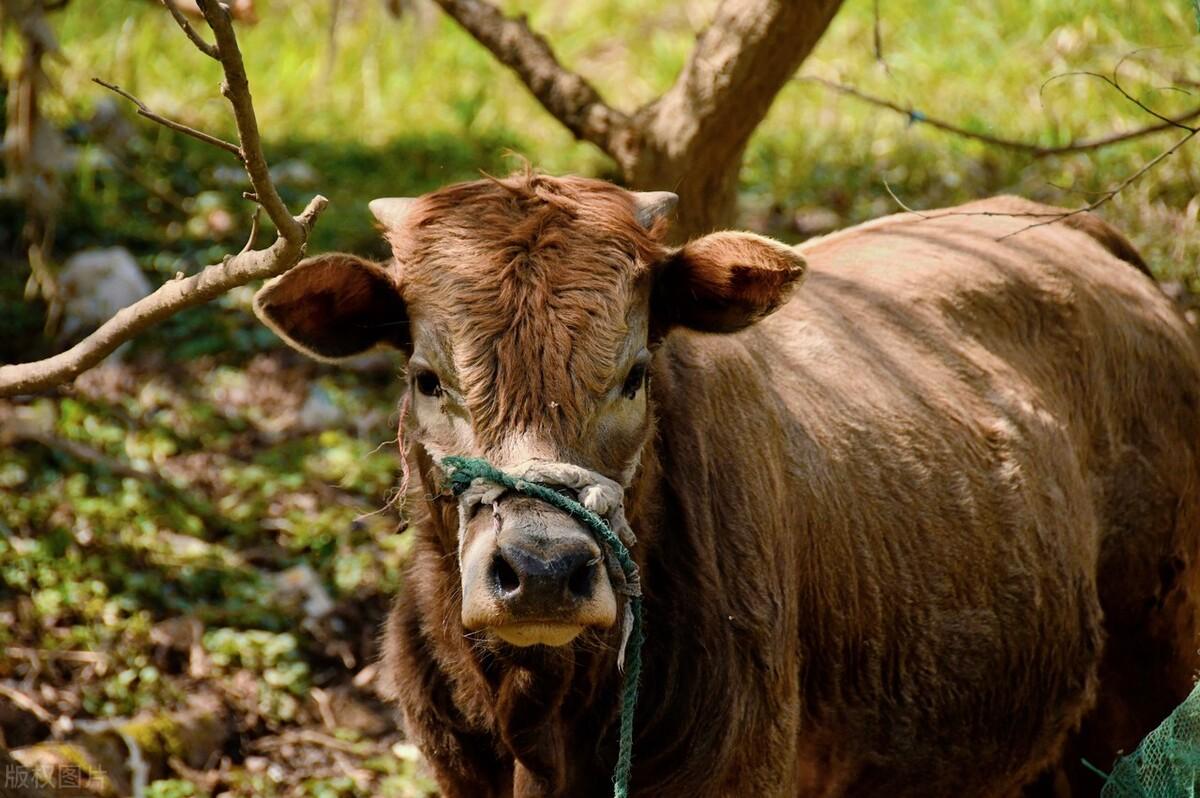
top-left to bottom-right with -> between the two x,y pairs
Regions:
392,174 -> 665,442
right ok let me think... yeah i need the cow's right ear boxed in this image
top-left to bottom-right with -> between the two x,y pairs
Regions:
253,253 -> 408,361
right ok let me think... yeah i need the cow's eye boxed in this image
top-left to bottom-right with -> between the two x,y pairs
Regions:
414,369 -> 443,398
621,363 -> 648,400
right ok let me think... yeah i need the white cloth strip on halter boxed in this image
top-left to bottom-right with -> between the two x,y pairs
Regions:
454,460 -> 636,550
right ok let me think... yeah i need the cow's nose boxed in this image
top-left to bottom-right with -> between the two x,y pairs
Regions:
491,538 -> 600,609
459,496 -> 618,643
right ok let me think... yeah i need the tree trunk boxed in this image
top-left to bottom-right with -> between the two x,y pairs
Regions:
622,0 -> 845,237
435,0 -> 847,240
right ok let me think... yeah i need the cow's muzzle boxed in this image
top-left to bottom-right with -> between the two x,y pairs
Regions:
460,494 -> 618,646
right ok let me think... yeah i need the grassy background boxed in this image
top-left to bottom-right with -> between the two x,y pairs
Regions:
30,0 -> 1200,265
0,1 -> 1198,796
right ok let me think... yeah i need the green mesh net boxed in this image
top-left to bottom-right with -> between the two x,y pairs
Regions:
1102,682 -> 1200,798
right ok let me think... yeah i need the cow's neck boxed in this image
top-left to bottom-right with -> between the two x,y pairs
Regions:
615,333 -> 802,795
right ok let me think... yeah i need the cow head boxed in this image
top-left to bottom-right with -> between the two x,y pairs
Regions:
254,173 -> 806,649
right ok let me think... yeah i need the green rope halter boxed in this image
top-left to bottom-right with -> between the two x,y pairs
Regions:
441,455 -> 643,798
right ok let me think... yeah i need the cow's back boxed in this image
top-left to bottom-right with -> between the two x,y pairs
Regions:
651,198 -> 1200,795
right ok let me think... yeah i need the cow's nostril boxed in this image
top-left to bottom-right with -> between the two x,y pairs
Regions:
493,554 -> 520,594
566,557 -> 597,599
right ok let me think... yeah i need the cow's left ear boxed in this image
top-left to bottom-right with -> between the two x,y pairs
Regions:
253,253 -> 408,361
652,232 -> 807,333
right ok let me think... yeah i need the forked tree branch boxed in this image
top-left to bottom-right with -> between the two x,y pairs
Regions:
434,0 -> 842,168
641,0 -> 843,160
431,0 -> 843,235
628,0 -> 844,234
0,0 -> 327,397
432,0 -> 631,156
199,0 -> 302,240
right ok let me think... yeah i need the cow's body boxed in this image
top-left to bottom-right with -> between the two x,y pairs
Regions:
379,196 -> 1200,797
253,178 -> 1200,796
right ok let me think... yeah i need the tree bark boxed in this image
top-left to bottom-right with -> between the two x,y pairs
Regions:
625,0 -> 847,236
434,0 -> 847,239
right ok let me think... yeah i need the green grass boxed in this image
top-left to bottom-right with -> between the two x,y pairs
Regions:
8,0 -> 1198,274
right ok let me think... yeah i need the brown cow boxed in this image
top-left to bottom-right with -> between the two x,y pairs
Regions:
254,174 -> 1200,797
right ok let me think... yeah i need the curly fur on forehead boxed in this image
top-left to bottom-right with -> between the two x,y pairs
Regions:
385,172 -> 670,444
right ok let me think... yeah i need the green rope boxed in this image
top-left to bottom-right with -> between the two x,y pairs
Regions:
442,455 -> 643,798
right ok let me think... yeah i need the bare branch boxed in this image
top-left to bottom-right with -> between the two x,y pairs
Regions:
161,0 -> 218,59
882,179 -> 932,218
0,684 -> 53,724
872,0 -> 891,76
0,197 -> 326,397
631,0 -> 844,235
804,76 -> 1200,156
92,78 -> 243,159
239,206 -> 261,255
884,179 -> 1066,220
198,0 -> 301,240
997,129 -> 1199,239
431,0 -> 630,156
0,0 -> 328,397
872,0 -> 883,62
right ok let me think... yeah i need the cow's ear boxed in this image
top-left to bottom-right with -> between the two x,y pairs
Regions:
253,253 -> 408,361
652,232 -> 807,333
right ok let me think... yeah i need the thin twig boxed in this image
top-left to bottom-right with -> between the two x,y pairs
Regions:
803,76 -> 1200,156
4,647 -> 110,664
872,0 -> 883,62
1040,71 -> 1198,134
872,0 -> 891,76
92,78 -> 243,159
239,206 -> 261,255
161,0 -> 219,59
884,178 -> 1067,220
997,129 -> 1200,240
882,178 -> 929,217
